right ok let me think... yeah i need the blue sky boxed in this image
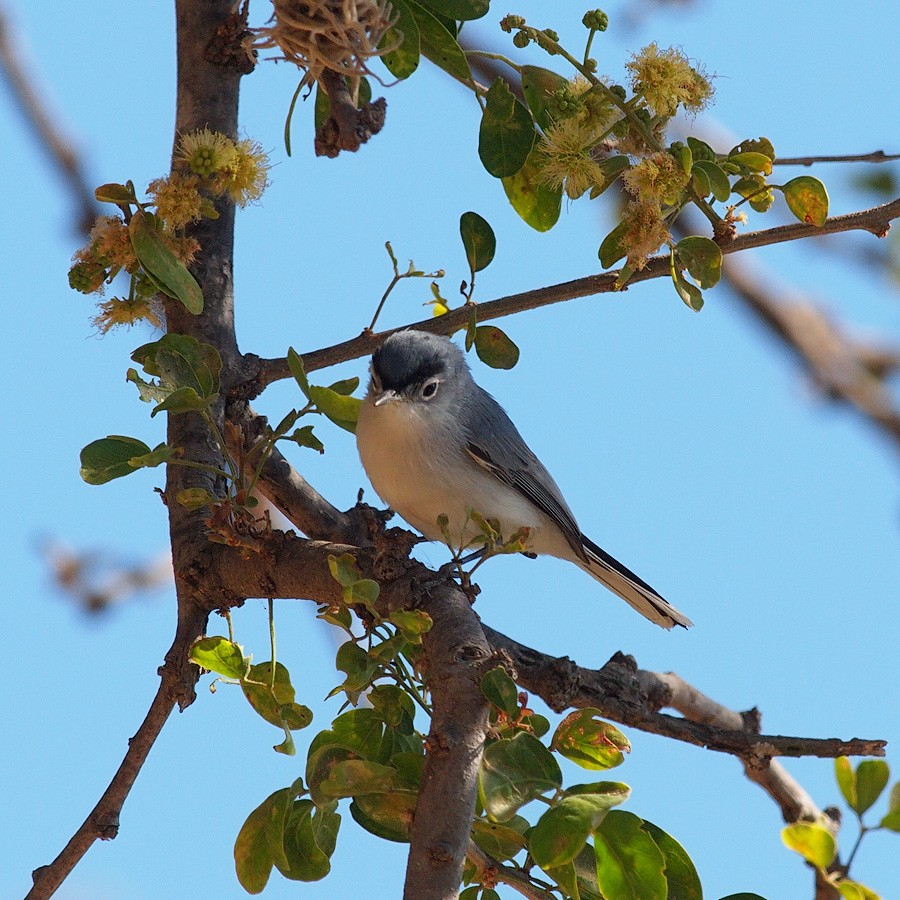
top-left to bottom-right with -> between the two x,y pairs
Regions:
3,1 -> 899,898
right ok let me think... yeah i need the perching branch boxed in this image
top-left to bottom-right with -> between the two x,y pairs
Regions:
245,197 -> 900,394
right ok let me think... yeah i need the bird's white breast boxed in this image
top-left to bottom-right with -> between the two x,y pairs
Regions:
356,397 -> 550,551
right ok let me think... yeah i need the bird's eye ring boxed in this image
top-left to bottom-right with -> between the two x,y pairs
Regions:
421,378 -> 439,399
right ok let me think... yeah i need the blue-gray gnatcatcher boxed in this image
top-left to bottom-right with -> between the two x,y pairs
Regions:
356,330 -> 691,629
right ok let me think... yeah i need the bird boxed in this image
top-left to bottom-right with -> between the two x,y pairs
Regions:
355,330 -> 691,629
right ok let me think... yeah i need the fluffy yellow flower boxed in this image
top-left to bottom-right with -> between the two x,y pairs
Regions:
622,152 -> 690,206
148,173 -> 203,228
211,138 -> 270,206
90,215 -> 139,273
176,128 -> 239,177
626,43 -> 714,118
621,199 -> 671,270
536,117 -> 606,200
92,296 -> 162,333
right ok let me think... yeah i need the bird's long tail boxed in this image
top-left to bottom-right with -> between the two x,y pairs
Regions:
579,534 -> 692,630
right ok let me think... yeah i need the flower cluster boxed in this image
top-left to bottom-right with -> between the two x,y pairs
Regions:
625,43 -> 714,118
69,129 -> 270,333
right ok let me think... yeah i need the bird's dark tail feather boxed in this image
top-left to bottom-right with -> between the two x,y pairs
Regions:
580,534 -> 693,630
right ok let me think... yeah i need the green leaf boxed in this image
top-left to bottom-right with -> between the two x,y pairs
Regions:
727,151 -> 773,175
309,385 -> 361,433
126,367 -> 169,404
594,811 -> 667,900
837,880 -> 882,900
520,65 -> 569,130
471,816 -> 529,861
176,487 -> 217,509
502,148 -> 562,232
333,640 -> 378,694
522,713 -> 551,739
150,385 -> 213,417
125,442 -> 172,470
407,0 -> 471,82
190,636 -> 249,679
460,211 -> 496,274
479,78 -> 536,178
879,782 -> 900,830
546,861 -> 581,900
692,160 -> 731,202
128,210 -> 203,313
675,236 -> 722,289
387,609 -> 432,643
79,435 -> 152,485
420,0 -> 488,20
369,632 -> 407,665
234,788 -> 293,894
287,347 -> 311,398
835,756 -> 860,815
598,220 -> 628,269
328,552 -> 362,587
95,182 -> 134,205
551,709 -> 630,770
731,137 -> 775,160
481,667 -> 520,719
380,0 -> 420,80
289,424 -> 325,454
474,325 -> 519,369
326,376 -> 360,396
781,821 -> 836,868
479,732 -> 562,822
349,791 -> 417,842
641,819 -> 702,900
368,684 -> 416,730
563,781 -> 631,803
277,799 -> 332,882
133,333 -> 221,398
782,176 -> 829,226
241,661 -> 313,731
318,759 -> 398,798
670,251 -> 705,311
529,795 -> 613,869
854,759 -> 889,815
718,895 -> 769,900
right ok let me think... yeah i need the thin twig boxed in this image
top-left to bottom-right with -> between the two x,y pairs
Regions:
246,197 -> 900,393
467,841 -> 556,900
481,628 -> 885,763
773,151 -> 900,167
0,4 -> 100,234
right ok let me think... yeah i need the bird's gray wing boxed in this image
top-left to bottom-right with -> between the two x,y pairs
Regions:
461,386 -> 587,559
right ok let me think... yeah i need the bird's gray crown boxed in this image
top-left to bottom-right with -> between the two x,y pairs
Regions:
371,331 -> 467,392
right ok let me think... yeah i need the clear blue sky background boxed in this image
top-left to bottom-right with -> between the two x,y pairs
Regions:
3,1 -> 898,898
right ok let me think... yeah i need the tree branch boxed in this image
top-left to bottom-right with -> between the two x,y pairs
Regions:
28,3 -> 247,896
245,197 -> 900,393
398,579 -> 492,900
773,151 -> 900,167
227,401 -> 371,544
26,598 -> 208,899
0,4 -> 100,234
467,841 -> 556,899
481,627 -> 884,830
722,254 -> 900,450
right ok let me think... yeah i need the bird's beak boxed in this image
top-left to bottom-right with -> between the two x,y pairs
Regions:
373,389 -> 399,407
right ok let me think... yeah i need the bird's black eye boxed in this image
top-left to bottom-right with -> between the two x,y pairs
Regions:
420,378 -> 439,400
